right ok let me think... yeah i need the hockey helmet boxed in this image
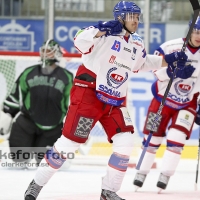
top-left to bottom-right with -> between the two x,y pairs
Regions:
113,1 -> 142,22
189,16 -> 200,30
39,39 -> 63,66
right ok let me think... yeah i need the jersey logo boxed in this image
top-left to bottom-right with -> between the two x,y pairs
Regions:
131,47 -> 137,60
109,55 -> 116,63
110,74 -> 124,83
109,55 -> 131,71
174,80 -> 194,96
107,67 -> 128,89
111,40 -> 121,52
142,48 -> 146,58
132,34 -> 143,43
178,84 -> 191,93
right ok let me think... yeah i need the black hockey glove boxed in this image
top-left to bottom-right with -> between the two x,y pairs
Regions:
165,51 -> 188,64
195,105 -> 200,126
95,20 -> 123,36
167,61 -> 195,79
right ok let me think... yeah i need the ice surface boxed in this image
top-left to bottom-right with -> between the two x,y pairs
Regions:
0,159 -> 200,200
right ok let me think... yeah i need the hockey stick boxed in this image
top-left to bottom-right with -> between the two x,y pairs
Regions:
195,126 -> 200,191
136,0 -> 200,170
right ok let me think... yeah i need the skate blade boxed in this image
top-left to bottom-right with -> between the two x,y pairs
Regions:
157,188 -> 163,194
134,186 -> 140,192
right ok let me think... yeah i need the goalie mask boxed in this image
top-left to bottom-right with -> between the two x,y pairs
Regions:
113,1 -> 142,23
39,39 -> 63,67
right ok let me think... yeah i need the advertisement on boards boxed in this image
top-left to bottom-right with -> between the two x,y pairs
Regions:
0,19 -> 164,53
0,19 -> 198,142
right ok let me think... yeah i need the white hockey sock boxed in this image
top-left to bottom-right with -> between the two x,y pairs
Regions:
34,135 -> 80,186
102,165 -> 126,192
34,158 -> 58,186
136,148 -> 156,175
101,132 -> 134,192
160,149 -> 181,176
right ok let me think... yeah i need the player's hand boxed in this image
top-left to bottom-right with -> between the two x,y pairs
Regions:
165,51 -> 188,64
195,105 -> 200,126
96,20 -> 123,36
167,62 -> 195,79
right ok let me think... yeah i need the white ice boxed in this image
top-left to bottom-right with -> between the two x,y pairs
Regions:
0,159 -> 200,200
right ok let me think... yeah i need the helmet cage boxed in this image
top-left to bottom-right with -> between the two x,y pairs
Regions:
124,12 -> 143,22
39,39 -> 63,66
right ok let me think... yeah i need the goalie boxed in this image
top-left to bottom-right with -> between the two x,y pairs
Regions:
0,39 -> 73,167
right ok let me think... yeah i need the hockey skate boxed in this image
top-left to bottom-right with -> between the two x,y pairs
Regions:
100,189 -> 125,200
24,180 -> 43,200
133,173 -> 147,191
157,173 -> 170,193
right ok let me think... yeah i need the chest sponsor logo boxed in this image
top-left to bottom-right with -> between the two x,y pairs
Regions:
178,84 -> 191,93
110,74 -> 124,82
131,47 -> 137,60
98,85 -> 121,97
109,55 -> 116,63
174,80 -> 194,96
111,40 -> 121,52
124,47 -> 131,53
107,67 -> 128,90
109,55 -> 131,71
167,92 -> 190,103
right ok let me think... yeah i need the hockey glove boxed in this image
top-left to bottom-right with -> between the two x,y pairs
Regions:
195,105 -> 200,126
165,51 -> 188,64
95,20 -> 123,36
167,62 -> 195,79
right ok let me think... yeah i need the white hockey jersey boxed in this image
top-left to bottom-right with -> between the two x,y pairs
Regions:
153,38 -> 200,110
74,26 -> 163,106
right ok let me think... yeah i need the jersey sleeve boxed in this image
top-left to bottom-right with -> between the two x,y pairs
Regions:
3,67 -> 31,117
153,44 -> 170,81
74,26 -> 100,54
154,46 -> 165,56
139,54 -> 163,72
153,67 -> 170,81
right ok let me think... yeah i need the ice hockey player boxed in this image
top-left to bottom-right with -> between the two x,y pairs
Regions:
24,1 -> 189,200
133,16 -> 200,192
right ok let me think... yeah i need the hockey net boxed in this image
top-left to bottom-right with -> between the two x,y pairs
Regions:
0,51 -> 142,168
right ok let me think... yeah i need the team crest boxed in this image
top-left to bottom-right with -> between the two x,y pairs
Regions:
107,67 -> 128,89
